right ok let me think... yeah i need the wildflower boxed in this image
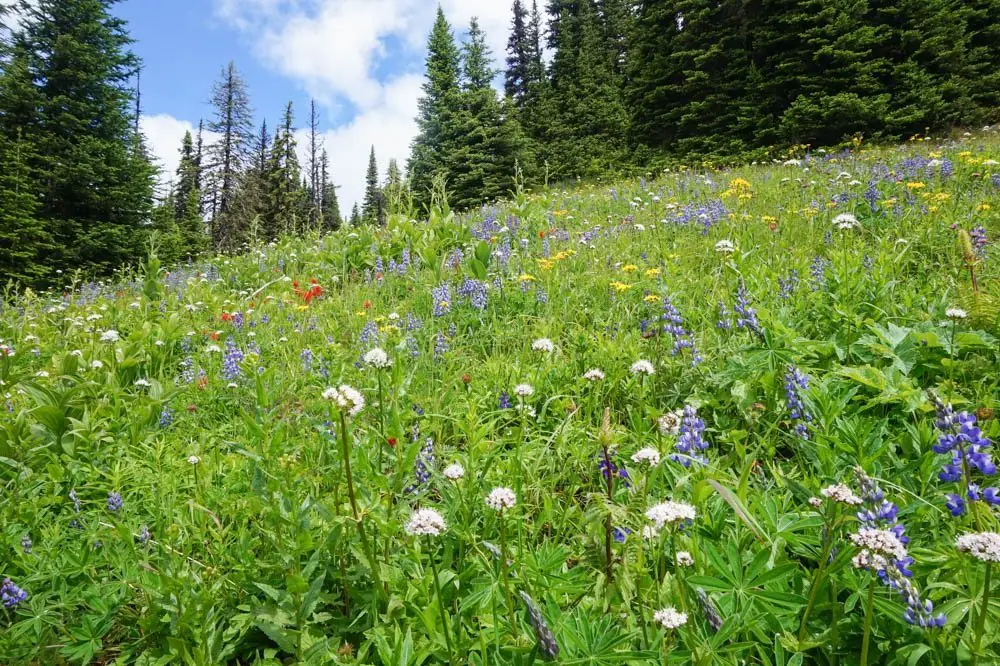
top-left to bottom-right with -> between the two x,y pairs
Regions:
671,405 -> 709,467
532,338 -> 555,353
431,284 -> 451,317
658,409 -> 684,436
107,491 -> 123,513
956,532 -> 1000,562
323,385 -> 365,418
809,497 -> 823,507
187,455 -> 201,465
21,534 -> 31,554
405,508 -> 446,536
582,368 -> 605,381
833,212 -> 859,230
443,463 -> 465,481
363,347 -> 391,368
138,525 -> 152,546
784,366 -> 812,439
222,338 -> 244,381
697,588 -> 724,632
630,359 -> 655,376
820,483 -> 863,505
1,578 -> 28,608
945,307 -> 967,320
660,297 -> 702,365
598,449 -> 631,488
519,592 -> 560,660
646,500 -> 697,527
716,302 -> 732,330
931,399 -> 997,515
809,256 -> 830,291
653,607 -> 688,629
485,487 -> 517,511
100,329 -> 120,343
849,528 -> 908,561
158,406 -> 174,428
631,447 -> 661,466
514,383 -> 534,398
714,240 -> 735,254
499,391 -> 513,409
676,551 -> 694,567
734,280 -> 761,334
613,526 -> 630,542
134,378 -> 151,388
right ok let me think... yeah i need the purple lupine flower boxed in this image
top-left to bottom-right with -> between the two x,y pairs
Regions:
358,321 -> 379,347
613,526 -> 630,543
70,488 -> 81,513
671,405 -> 709,467
661,297 -> 702,366
21,534 -> 31,554
734,280 -> 761,334
222,338 -> 244,380
406,313 -> 423,331
697,588 -> 723,633
535,287 -> 548,305
138,525 -> 152,546
991,173 -> 1000,189
499,391 -> 513,410
864,180 -> 880,212
716,302 -> 732,330
107,491 -> 123,513
598,450 -> 631,488
1,578 -> 28,608
778,269 -> 799,299
931,398 -> 998,516
458,278 -> 489,310
784,366 -> 812,439
519,591 -> 560,660
432,284 -> 452,317
433,332 -> 449,359
970,225 -> 989,259
406,438 -> 436,494
809,256 -> 830,291
158,407 -> 174,428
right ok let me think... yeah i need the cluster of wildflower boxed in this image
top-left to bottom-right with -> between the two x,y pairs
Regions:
407,438 -> 436,494
778,269 -> 800,299
598,449 -> 631,488
675,200 -> 730,233
431,284 -> 451,317
363,347 -> 391,369
784,366 -> 812,439
956,532 -> 1000,562
970,225 -> 989,259
457,278 -> 489,310
520,592 -> 560,660
653,607 -> 687,630
2,578 -> 28,608
931,398 -> 998,516
107,491 -> 123,513
433,332 -> 449,359
405,508 -> 446,536
322,385 -> 365,418
658,409 -> 684,436
158,406 -> 174,429
716,302 -> 732,330
733,281 -> 761,334
485,487 -> 517,511
809,256 -> 830,291
222,338 -> 244,381
697,588 -> 724,632
358,321 -> 380,347
645,500 -> 696,528
21,534 -> 31,554
661,297 -> 702,366
300,348 -> 314,372
670,405 -> 709,467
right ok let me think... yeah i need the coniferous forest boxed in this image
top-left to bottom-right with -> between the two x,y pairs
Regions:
1,0 -> 999,285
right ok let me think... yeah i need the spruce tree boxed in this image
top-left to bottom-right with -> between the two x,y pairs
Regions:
349,202 -> 361,227
263,102 -> 305,240
362,146 -> 384,225
408,7 -> 462,208
383,158 -> 405,216
319,149 -> 341,231
173,131 -> 207,258
0,0 -> 155,281
207,61 -> 254,250
307,99 -> 322,230
505,0 -> 533,105
0,128 -> 50,285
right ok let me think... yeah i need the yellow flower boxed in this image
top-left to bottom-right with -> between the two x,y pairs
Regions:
537,258 -> 556,271
609,281 -> 633,293
643,294 -> 661,304
959,151 -> 972,158
296,305 -> 309,312
885,198 -> 898,206
356,310 -> 367,317
645,268 -> 661,278
933,192 -> 950,202
519,274 -> 536,282
622,264 -> 638,273
979,203 -> 993,212
929,205 -> 938,213
906,182 -> 926,190
761,216 -> 778,224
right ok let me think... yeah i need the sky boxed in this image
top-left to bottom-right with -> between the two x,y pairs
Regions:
110,0 -> 514,211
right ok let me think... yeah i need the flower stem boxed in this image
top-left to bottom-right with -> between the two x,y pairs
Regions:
498,515 -> 519,639
860,582 -> 875,666
799,529 -> 834,641
427,535 -> 457,666
339,412 -> 381,598
971,562 -> 992,666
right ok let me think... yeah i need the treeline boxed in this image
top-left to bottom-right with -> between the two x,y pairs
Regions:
409,0 -> 1000,208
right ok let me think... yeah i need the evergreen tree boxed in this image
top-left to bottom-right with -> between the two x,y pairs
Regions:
362,146 -> 385,225
263,102 -> 305,240
383,158 -> 405,216
349,202 -> 361,227
307,99 -> 322,230
0,128 -> 50,285
408,7 -> 463,209
319,149 -> 341,231
206,61 -> 254,251
173,131 -> 207,258
0,0 -> 155,282
505,0 -> 535,106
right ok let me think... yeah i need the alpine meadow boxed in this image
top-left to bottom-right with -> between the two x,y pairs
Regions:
3,1 -> 1000,665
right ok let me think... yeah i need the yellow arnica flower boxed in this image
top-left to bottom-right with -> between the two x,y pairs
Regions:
519,274 -> 536,282
610,281 -> 633,293
979,203 -> 993,212
643,294 -> 661,303
537,259 -> 555,271
622,264 -> 638,273
906,182 -> 926,190
356,310 -> 367,317
933,193 -> 950,202
645,268 -> 661,277
296,305 -> 309,312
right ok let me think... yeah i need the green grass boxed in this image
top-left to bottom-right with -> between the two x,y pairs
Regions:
1,133 -> 999,665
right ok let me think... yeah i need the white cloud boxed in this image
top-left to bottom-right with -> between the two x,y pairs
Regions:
140,113 -> 196,195
215,0 -> 515,211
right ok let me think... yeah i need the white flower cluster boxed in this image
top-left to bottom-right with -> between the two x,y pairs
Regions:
531,338 -> 555,353
833,212 -> 859,230
485,487 -> 517,511
100,329 -> 120,343
631,447 -> 661,466
945,307 -> 968,320
658,409 -> 684,436
819,484 -> 863,506
675,551 -> 694,567
653,607 -> 688,629
405,508 -> 447,536
714,240 -> 735,254
514,383 -> 534,398
646,500 -> 697,528
443,463 -> 465,481
363,347 -> 391,368
322,385 -> 365,417
849,528 -> 908,561
852,550 -> 888,571
582,368 -> 605,382
630,359 -> 655,376
956,532 -> 1000,562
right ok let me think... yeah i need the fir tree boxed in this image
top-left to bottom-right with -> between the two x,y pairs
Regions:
319,149 -> 341,231
173,131 -> 207,258
408,7 -> 462,209
362,146 -> 385,225
307,99 -> 322,230
0,128 -> 50,285
505,0 -> 534,106
206,61 -> 254,251
383,158 -> 405,217
0,0 -> 155,282
349,202 -> 361,227
263,102 -> 305,240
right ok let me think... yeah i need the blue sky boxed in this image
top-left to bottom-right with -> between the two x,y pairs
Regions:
114,0 -> 514,209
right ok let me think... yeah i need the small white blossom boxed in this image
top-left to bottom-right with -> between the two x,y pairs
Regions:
642,525 -> 660,540
646,500 -> 697,527
653,607 -> 688,629
443,463 -> 465,481
714,240 -> 735,254
820,484 -> 863,505
322,385 -> 365,417
658,409 -> 684,436
852,550 -> 889,571
849,528 -> 908,560
583,368 -> 605,381
808,497 -> 823,507
187,455 -> 201,465
631,447 -> 661,466
675,551 -> 694,567
134,378 -> 151,388
206,344 -> 222,353
363,347 -> 391,369
405,508 -> 447,536
485,487 -> 517,512
956,532 -> 1000,562
35,370 -> 49,378
833,213 -> 859,230
531,338 -> 555,353
514,383 -> 534,398
86,313 -> 102,322
90,360 -> 103,369
945,307 -> 968,320
630,359 -> 655,376
100,330 -> 120,343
